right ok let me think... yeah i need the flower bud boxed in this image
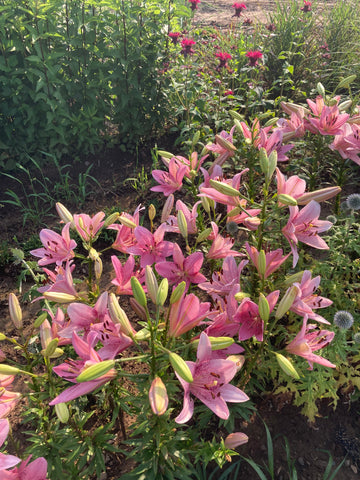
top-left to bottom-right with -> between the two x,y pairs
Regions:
338,100 -> 352,112
258,250 -> 267,278
0,364 -> 20,375
337,74 -> 357,90
0,334 -> 6,341
131,277 -> 147,307
196,227 -> 212,243
296,186 -> 341,205
148,204 -> 156,222
156,278 -> 168,306
234,292 -> 250,302
243,216 -> 261,230
149,377 -> 168,415
9,293 -> 22,330
224,432 -> 248,449
161,194 -> 174,222
227,207 -> 241,218
108,293 -> 135,337
56,203 -> 74,225
41,338 -> 59,358
316,82 -> 325,97
214,134 -> 237,153
268,150 -> 278,179
275,352 -> 300,380
264,117 -> 279,127
119,215 -> 137,229
157,150 -> 174,159
259,148 -> 269,175
103,212 -> 120,227
170,282 -> 186,304
43,292 -> 78,304
76,360 -> 116,383
275,285 -> 299,319
34,312 -> 48,328
177,209 -> 188,240
191,336 -> 234,351
229,110 -> 244,122
277,194 -> 298,206
201,195 -> 211,213
55,403 -> 70,423
169,352 -> 193,383
258,293 -> 270,322
130,298 -> 147,321
227,355 -> 245,371
283,271 -> 304,286
145,266 -> 158,304
134,327 -> 150,341
209,180 -> 240,197
94,256 -> 103,280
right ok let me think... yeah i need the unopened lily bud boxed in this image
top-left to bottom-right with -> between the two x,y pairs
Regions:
258,250 -> 267,278
209,180 -> 240,197
224,432 -> 248,449
94,257 -> 103,280
277,194 -> 298,206
0,364 -> 20,375
214,134 -> 237,153
131,277 -> 147,307
156,278 -> 168,306
76,360 -> 116,383
275,285 -> 299,319
157,150 -> 174,159
145,266 -> 158,304
192,336 -> 234,351
149,377 -> 168,415
170,282 -> 186,304
234,118 -> 244,135
227,207 -> 241,218
268,150 -> 278,179
259,148 -> 269,176
119,215 -> 137,229
192,130 -> 201,146
177,210 -> 188,240
0,334 -> 6,341
196,227 -> 212,243
41,338 -> 59,358
234,292 -> 250,302
229,110 -> 244,122
296,186 -> 341,205
108,293 -> 135,337
134,327 -> 150,341
227,355 -> 245,371
337,74 -> 357,90
43,292 -> 78,304
169,352 -> 193,383
243,216 -> 261,230
34,312 -> 48,328
55,403 -> 70,423
275,352 -> 300,380
264,117 -> 279,127
338,100 -> 352,112
148,204 -> 156,222
258,293 -> 270,322
9,293 -> 22,330
130,298 -> 147,321
40,319 -> 52,349
89,248 -> 100,261
103,212 -> 120,227
161,194 -> 174,222
283,271 -> 304,286
317,82 -> 325,97
56,202 -> 74,225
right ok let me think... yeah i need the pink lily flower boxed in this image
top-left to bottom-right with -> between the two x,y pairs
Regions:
245,242 -> 290,279
238,118 -> 271,148
258,128 -> 294,162
155,243 -> 206,288
226,201 -> 261,226
161,153 -> 207,179
307,104 -> 349,136
289,270 -> 332,324
73,212 -> 105,242
204,288 -> 242,338
175,332 -> 249,423
0,419 -> 21,470
275,112 -> 306,142
1,455 -> 48,479
38,261 -> 78,300
206,126 -> 236,173
30,223 -> 77,266
199,257 -> 248,299
151,157 -> 187,196
108,204 -> 144,254
111,255 -> 143,295
276,168 -> 306,204
206,222 -> 242,260
165,200 -> 200,234
168,292 -> 210,337
88,318 -> 133,359
235,291 -> 280,341
49,332 -> 117,405
127,224 -> 174,268
330,123 -> 360,166
286,315 -> 335,370
200,169 -> 248,209
282,200 -> 332,267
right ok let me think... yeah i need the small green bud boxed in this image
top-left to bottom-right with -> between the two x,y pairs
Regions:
337,74 -> 356,90
275,352 -> 300,380
54,402 -> 70,423
134,328 -> 150,341
177,210 -> 188,240
196,227 -> 212,243
8,293 -> 22,330
156,278 -> 169,306
42,338 -> 59,358
148,204 -> 156,222
170,281 -> 186,304
209,180 -> 240,197
0,364 -> 21,375
34,312 -> 48,328
43,292 -> 78,303
169,352 -> 193,383
258,250 -> 267,278
268,150 -> 277,179
157,150 -> 174,159
234,292 -> 250,302
76,360 -> 115,383
275,285 -> 299,319
259,148 -> 269,175
317,82 -> 326,97
192,336 -> 234,351
258,293 -> 270,322
278,194 -> 298,206
0,334 -> 6,341
229,110 -> 244,121
103,212 -> 120,227
131,277 -> 147,308
145,266 -> 158,304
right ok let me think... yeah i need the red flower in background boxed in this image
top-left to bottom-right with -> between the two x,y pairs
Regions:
189,0 -> 200,11
215,51 -> 232,70
181,38 -> 196,57
301,1 -> 312,12
232,3 -> 246,17
168,32 -> 181,45
245,50 -> 263,66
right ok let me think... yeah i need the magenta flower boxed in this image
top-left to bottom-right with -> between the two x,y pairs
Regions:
330,123 -> 360,166
165,200 -> 200,235
286,315 -> 335,370
151,157 -> 187,196
301,1 -> 312,12
38,261 -> 78,300
181,38 -> 196,57
168,292 -> 210,337
206,222 -> 242,260
30,223 -> 77,266
127,224 -> 174,268
2,455 -> 48,479
199,257 -> 248,299
188,0 -> 200,10
73,212 -> 105,242
224,89 -> 234,96
276,168 -> 306,204
168,32 -> 181,44
238,117 -> 271,148
289,270 -> 332,324
246,50 -> 262,66
0,419 -> 21,470
259,128 -> 294,162
49,332 -> 117,405
307,104 -> 349,136
235,291 -> 279,342
155,243 -> 206,288
175,333 -> 249,423
282,200 -> 332,267
245,243 -> 290,279
206,126 -> 236,173
215,51 -> 232,70
111,255 -> 143,295
108,205 -> 144,254
275,112 -> 306,141
232,3 -> 246,17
